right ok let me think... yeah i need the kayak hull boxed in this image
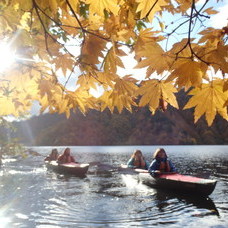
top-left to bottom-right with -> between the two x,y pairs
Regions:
45,161 -> 89,176
139,172 -> 217,196
120,165 -> 217,196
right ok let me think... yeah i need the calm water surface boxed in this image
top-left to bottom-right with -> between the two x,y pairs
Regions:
0,145 -> 227,227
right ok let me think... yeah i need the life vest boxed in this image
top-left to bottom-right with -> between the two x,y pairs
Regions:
133,157 -> 146,169
158,160 -> 171,172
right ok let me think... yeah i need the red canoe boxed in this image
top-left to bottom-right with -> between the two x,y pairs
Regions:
45,161 -> 89,176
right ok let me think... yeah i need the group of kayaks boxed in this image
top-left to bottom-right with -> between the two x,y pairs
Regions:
45,161 -> 217,196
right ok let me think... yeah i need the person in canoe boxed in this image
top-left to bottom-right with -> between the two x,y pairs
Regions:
44,148 -> 59,161
57,148 -> 76,164
148,148 -> 176,176
127,149 -> 149,170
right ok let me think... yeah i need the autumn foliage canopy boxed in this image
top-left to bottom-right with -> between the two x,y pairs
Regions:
0,0 -> 227,125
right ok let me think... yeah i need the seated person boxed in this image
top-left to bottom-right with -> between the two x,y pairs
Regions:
148,148 -> 176,176
127,149 -> 149,170
44,149 -> 59,161
57,148 -> 76,164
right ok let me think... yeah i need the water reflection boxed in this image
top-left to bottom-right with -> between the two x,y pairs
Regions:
154,190 -> 219,216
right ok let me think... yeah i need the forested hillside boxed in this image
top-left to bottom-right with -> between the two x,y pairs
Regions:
10,91 -> 228,146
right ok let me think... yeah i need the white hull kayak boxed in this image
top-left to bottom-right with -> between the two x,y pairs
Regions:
45,161 -> 89,176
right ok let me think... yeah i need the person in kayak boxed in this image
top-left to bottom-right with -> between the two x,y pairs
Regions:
148,148 -> 176,176
127,149 -> 149,170
57,148 -> 76,164
44,148 -> 59,161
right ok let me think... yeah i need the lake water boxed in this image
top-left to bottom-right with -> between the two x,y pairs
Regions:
0,145 -> 227,227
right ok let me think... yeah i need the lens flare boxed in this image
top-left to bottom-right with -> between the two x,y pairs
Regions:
0,43 -> 15,72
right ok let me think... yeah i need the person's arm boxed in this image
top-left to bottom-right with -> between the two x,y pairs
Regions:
44,156 -> 50,161
71,156 -> 76,163
57,155 -> 64,164
140,157 -> 146,169
169,160 -> 177,173
148,160 -> 160,176
127,158 -> 135,168
145,160 -> 150,170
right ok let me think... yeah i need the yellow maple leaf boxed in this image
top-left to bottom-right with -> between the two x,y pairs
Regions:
67,89 -> 94,114
103,46 -> 125,73
184,80 -> 228,126
46,36 -> 61,57
198,27 -> 224,46
167,60 -> 207,89
136,79 -> 178,114
96,72 -> 117,89
0,83 -> 33,116
135,28 -> 165,60
48,0 -> 58,15
203,7 -> 218,15
85,0 -> 120,17
77,74 -> 98,90
0,97 -> 20,116
86,14 -> 104,30
80,33 -> 107,65
60,13 -> 80,36
136,0 -> 168,22
135,42 -> 172,75
33,35 -> 50,61
65,0 -> 79,11
39,79 -> 55,98
99,90 -> 114,112
36,0 -> 58,18
19,12 -> 31,31
224,79 -> 228,92
58,98 -> 70,114
3,69 -> 39,99
119,4 -> 136,28
0,3 -> 21,32
168,38 -> 193,61
114,78 -> 138,96
99,77 -> 138,112
53,54 -> 76,76
39,95 -> 49,113
203,43 -> 228,74
175,0 -> 197,13
17,0 -> 33,11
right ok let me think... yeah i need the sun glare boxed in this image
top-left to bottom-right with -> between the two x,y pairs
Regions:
0,43 -> 15,72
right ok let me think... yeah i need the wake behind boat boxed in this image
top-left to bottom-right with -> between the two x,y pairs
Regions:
120,165 -> 217,196
45,161 -> 89,176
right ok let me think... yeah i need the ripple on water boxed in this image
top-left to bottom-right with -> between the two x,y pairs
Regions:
34,177 -> 217,227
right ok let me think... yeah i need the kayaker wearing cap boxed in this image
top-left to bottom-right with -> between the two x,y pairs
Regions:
148,148 -> 176,176
57,148 -> 76,164
127,149 -> 149,170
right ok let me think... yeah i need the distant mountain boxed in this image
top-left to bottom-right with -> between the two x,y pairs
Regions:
10,94 -> 228,146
